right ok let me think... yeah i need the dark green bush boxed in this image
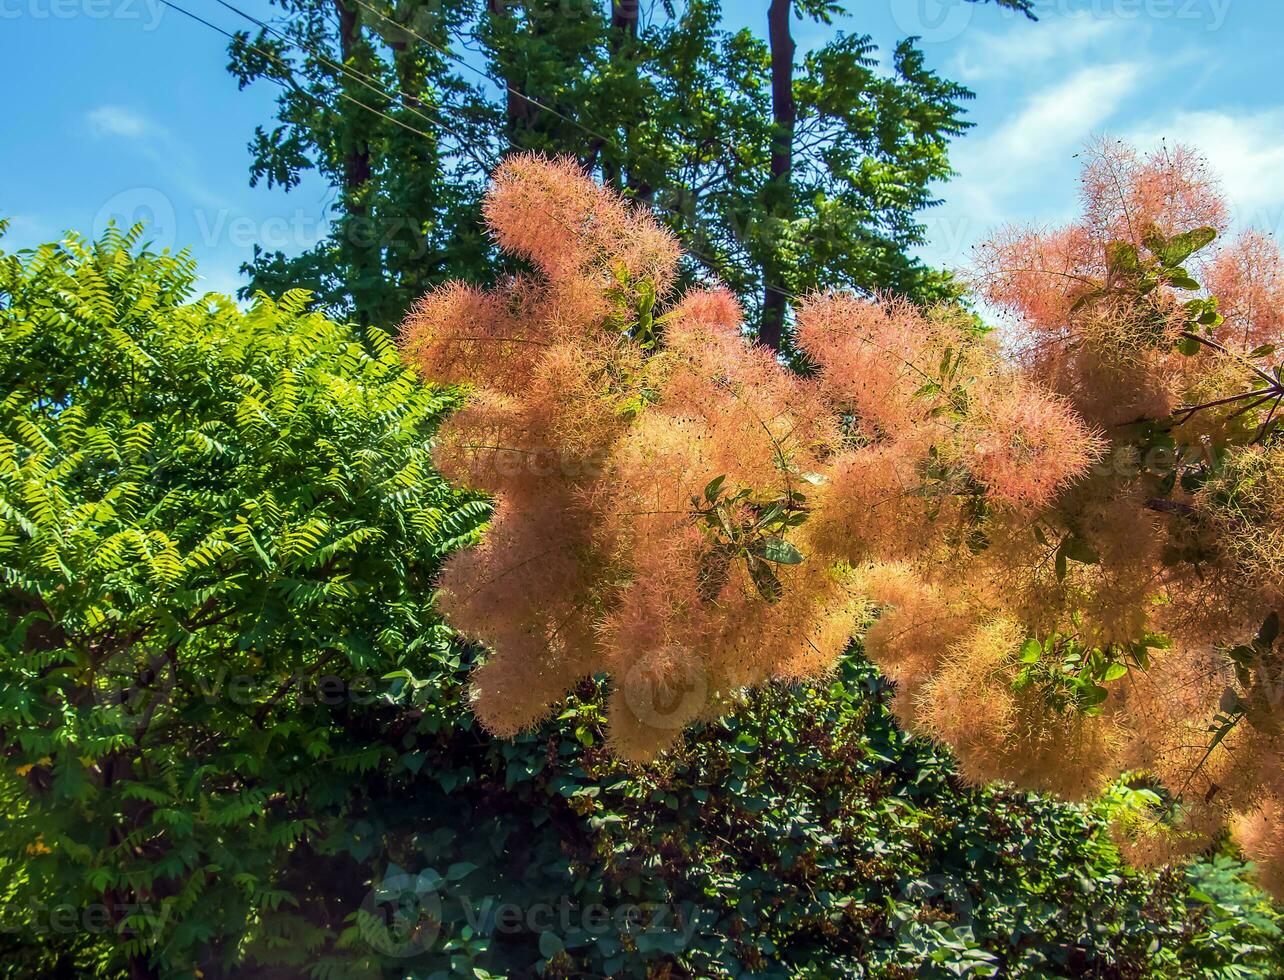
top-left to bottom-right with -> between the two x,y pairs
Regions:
0,227 -> 1280,979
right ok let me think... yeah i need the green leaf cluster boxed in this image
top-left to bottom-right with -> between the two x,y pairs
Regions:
0,225 -> 486,977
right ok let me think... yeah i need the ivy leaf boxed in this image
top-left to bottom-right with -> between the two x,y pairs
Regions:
446,861 -> 478,881
539,931 -> 564,959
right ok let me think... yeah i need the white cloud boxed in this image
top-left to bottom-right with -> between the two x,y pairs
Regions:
1127,109 -> 1284,236
83,104 -> 231,212
916,60 -> 1143,270
966,61 -> 1141,175
86,105 -> 157,140
952,16 -> 1118,81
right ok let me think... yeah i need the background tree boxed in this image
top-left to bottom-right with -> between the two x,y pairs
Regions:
228,0 -> 1032,345
227,0 -> 496,328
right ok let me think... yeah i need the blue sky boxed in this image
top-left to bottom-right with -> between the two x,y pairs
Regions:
3,0 -> 1282,297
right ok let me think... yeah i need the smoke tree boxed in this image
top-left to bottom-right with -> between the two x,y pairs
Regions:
402,145 -> 1284,898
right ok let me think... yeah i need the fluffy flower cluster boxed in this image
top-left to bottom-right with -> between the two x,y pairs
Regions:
962,139 -> 1284,896
404,146 -> 1284,898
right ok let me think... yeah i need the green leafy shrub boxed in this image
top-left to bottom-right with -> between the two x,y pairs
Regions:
0,227 -> 1280,979
0,225 -> 487,977
321,653 -> 1283,980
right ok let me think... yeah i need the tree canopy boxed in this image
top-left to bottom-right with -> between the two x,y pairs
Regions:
227,0 -> 1027,344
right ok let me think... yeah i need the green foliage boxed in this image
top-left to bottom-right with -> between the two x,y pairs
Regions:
1071,220 -> 1222,340
318,650 -> 1284,980
1,230 -> 1280,978
228,0 -> 1001,337
693,476 -> 810,604
0,225 -> 487,977
1011,632 -> 1164,716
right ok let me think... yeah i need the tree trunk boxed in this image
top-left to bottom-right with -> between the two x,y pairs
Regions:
489,0 -> 539,138
605,0 -> 641,192
761,0 -> 795,353
611,0 -> 638,33
335,0 -> 371,204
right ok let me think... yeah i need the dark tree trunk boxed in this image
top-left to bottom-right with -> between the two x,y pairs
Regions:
490,0 -> 539,137
761,0 -> 796,353
335,0 -> 371,204
597,0 -> 640,190
611,0 -> 639,33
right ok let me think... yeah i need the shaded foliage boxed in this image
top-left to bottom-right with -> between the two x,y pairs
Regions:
0,227 -> 487,976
